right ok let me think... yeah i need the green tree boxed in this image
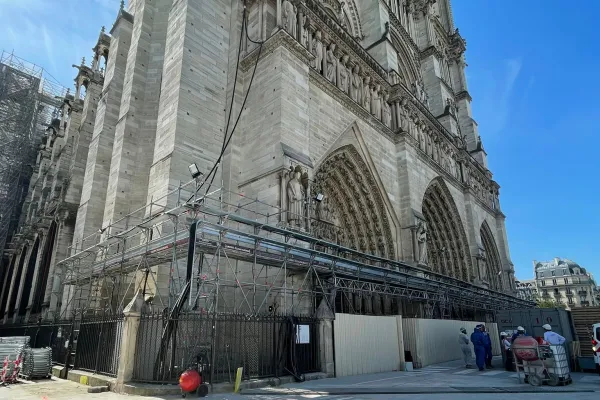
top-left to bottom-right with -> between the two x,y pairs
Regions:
534,296 -> 566,309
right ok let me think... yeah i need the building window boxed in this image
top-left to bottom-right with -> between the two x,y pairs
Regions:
553,279 -> 557,286
568,296 -> 574,304
567,288 -> 573,294
552,271 -> 555,277
564,278 -> 569,284
563,269 -> 567,275
539,272 -> 544,278
541,280 -> 546,286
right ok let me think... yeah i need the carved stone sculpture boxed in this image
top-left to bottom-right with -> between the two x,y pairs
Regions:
325,43 -> 337,84
338,55 -> 349,93
350,65 -> 361,103
371,85 -> 381,119
382,93 -> 391,128
399,100 -> 410,133
282,0 -> 297,39
338,2 -> 347,29
312,31 -> 323,73
286,166 -> 304,227
416,220 -> 428,264
362,76 -> 371,110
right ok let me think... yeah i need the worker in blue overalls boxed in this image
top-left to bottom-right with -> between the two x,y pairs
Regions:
481,325 -> 493,368
470,324 -> 486,371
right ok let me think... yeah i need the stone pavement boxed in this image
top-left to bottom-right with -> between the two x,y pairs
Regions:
2,357 -> 600,400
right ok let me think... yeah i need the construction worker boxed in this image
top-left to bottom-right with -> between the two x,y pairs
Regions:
470,325 -> 486,371
481,325 -> 493,368
459,327 -> 473,368
542,324 -> 566,345
511,326 -> 526,342
501,332 -> 514,371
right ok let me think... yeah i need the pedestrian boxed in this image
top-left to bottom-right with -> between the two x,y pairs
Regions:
470,325 -> 485,371
501,332 -> 514,371
481,325 -> 493,368
458,327 -> 473,369
542,324 -> 566,345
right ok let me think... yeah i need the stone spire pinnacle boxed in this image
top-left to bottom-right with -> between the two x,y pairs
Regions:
101,26 -> 105,33
81,57 -> 86,66
120,0 -> 125,11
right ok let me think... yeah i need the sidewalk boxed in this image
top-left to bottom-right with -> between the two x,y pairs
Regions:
241,356 -> 600,396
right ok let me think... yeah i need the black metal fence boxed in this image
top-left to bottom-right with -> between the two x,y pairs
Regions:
0,319 -> 75,365
132,312 -> 321,384
73,314 -> 124,377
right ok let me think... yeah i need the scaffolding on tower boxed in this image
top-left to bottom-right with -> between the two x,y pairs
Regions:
0,51 -> 66,266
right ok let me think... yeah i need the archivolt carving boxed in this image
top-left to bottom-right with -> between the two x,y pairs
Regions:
319,0 -> 364,39
422,177 -> 472,282
312,145 -> 395,259
480,221 -> 503,291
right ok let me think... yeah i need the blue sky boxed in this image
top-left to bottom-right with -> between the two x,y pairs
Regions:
1,1 -> 597,281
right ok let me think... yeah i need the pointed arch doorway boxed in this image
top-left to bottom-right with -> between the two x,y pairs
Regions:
312,144 -> 395,259
421,178 -> 472,282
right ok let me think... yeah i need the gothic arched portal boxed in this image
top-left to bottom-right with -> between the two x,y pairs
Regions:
480,221 -> 503,291
7,245 -> 28,316
312,145 -> 395,259
422,178 -> 472,281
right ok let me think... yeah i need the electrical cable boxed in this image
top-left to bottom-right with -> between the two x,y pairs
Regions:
187,3 -> 265,202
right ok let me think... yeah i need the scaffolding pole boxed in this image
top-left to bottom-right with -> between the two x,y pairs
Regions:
50,179 -> 534,321
0,51 -> 66,265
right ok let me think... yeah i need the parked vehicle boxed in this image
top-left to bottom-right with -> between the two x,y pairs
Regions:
593,323 -> 600,375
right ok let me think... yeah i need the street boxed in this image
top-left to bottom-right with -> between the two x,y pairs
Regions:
3,358 -> 600,400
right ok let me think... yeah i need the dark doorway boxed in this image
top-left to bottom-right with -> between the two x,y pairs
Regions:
31,222 -> 57,314
18,238 -> 41,316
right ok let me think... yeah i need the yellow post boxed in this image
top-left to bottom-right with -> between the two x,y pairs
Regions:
233,367 -> 243,393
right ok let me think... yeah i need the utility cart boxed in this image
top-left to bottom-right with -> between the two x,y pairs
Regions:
512,337 -> 572,387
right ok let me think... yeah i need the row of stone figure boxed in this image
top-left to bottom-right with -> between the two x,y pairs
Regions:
310,31 -> 394,128
281,4 -> 394,128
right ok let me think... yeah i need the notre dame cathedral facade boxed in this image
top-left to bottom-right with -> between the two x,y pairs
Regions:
0,0 -> 518,322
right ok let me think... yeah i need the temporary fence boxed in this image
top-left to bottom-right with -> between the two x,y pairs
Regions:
132,312 -> 321,384
73,314 -> 124,377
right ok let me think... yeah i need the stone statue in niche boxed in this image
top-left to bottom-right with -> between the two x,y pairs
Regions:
338,55 -> 349,93
282,0 -> 297,39
286,165 -> 305,227
416,220 -> 428,264
413,80 -> 427,104
350,65 -> 361,103
399,100 -> 410,133
312,31 -> 323,73
382,93 -> 392,128
338,2 -> 347,29
301,15 -> 309,47
371,84 -> 381,119
325,43 -> 337,84
362,76 -> 371,109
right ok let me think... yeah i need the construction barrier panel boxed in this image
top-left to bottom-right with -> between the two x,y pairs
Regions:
402,319 -> 501,368
333,314 -> 402,377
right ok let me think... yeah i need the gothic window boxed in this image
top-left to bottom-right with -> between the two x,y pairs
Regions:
421,177 -> 472,282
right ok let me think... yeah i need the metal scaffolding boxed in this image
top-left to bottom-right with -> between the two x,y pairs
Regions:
0,51 -> 66,262
52,178 -> 533,321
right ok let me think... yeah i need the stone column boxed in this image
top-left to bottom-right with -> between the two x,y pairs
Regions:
318,318 -> 334,377
115,291 -> 144,393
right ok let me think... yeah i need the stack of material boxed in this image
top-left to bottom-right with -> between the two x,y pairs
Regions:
0,342 -> 26,381
0,336 -> 30,345
21,348 -> 52,379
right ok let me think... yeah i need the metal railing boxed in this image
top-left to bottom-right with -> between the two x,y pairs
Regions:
74,314 -> 123,377
132,312 -> 321,384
